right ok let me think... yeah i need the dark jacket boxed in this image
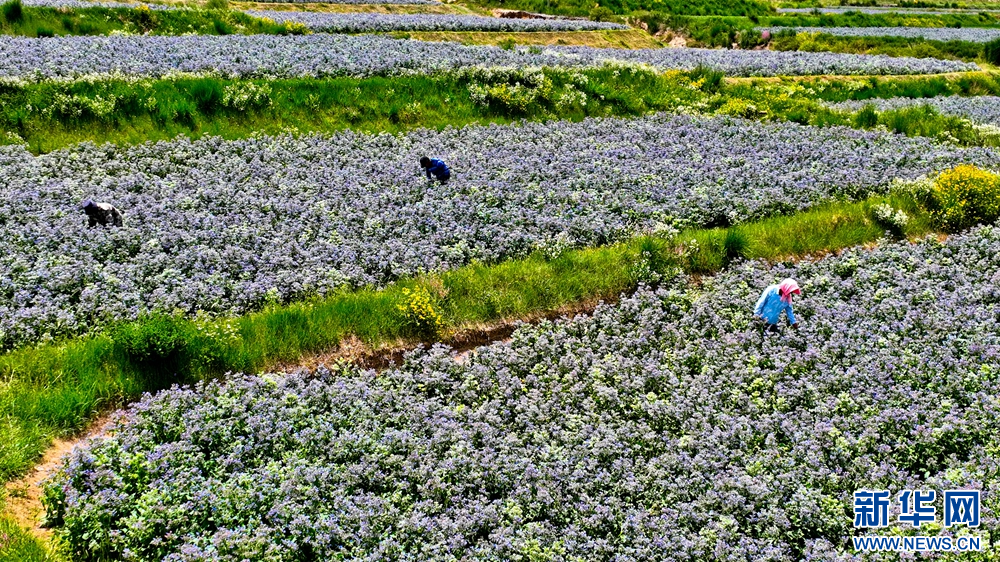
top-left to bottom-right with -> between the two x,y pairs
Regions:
84,202 -> 123,227
424,159 -> 451,182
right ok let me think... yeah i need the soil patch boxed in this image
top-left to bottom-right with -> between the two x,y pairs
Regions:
4,417 -> 112,540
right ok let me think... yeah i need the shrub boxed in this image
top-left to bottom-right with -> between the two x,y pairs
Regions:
930,164 -> 1000,232
212,18 -> 233,35
588,6 -> 616,22
206,0 -> 228,10
629,237 -> 675,285
221,81 -> 272,110
1,0 -> 23,23
113,314 -> 188,364
189,79 -> 224,114
853,104 -> 879,128
133,4 -> 157,32
984,37 -> 1000,66
35,26 -> 55,38
686,64 -> 724,93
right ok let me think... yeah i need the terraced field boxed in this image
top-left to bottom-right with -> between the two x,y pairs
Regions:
1,0 -> 999,559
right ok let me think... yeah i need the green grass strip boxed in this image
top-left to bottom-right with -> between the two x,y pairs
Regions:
0,2 -> 304,38
7,69 -> 1000,156
0,192 -> 936,483
0,516 -> 61,561
0,68 -> 701,154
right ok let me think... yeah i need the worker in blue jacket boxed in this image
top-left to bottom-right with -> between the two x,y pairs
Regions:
420,156 -> 451,184
754,278 -> 801,333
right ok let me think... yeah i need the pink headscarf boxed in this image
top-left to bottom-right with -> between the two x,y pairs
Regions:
778,278 -> 801,304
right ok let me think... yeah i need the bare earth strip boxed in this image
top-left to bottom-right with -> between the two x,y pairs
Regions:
4,417 -> 111,541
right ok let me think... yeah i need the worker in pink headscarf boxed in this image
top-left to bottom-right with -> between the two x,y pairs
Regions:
754,278 -> 801,334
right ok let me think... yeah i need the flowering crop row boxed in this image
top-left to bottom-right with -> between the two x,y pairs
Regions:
18,0 -> 176,9
765,25 -> 1000,42
777,7 -> 998,15
2,113 -> 999,349
21,0 -> 438,7
45,225 -> 1000,560
829,95 -> 1000,126
247,10 -> 627,31
0,34 -> 976,82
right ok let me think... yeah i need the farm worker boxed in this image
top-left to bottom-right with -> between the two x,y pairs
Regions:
81,199 -> 123,228
754,278 -> 801,333
420,156 -> 451,184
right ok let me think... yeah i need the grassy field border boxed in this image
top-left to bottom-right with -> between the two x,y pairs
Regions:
5,69 -> 1000,156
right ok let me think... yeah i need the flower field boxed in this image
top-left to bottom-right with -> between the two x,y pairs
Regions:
777,7 -> 998,15
0,34 -> 976,81
5,0 -> 1000,557
45,225 -> 1000,560
830,95 -> 1000,126
18,0 -> 175,9
3,114 -> 998,349
247,10 -> 628,31
247,0 -> 441,5
767,26 -> 1000,43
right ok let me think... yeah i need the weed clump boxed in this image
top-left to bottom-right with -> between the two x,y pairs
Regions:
112,313 -> 189,387
1,0 -> 23,23
984,37 -> 1000,66
397,287 -> 444,338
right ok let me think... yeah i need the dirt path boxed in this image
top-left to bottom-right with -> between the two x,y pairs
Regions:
277,296 -> 609,372
4,297 -> 609,539
4,417 -> 112,540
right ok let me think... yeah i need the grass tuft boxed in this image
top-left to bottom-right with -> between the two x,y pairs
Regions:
1,0 -> 22,24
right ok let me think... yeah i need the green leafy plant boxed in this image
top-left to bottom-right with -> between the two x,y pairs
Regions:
111,313 -> 190,387
686,64 -> 725,94
588,6 -> 617,21
189,79 -> 224,114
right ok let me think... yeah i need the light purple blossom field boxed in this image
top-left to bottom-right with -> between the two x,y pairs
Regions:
4,114 -> 1000,349
778,7 -> 1000,16
764,26 -> 1000,43
828,95 -> 1000,127
246,10 -> 628,31
0,34 -> 977,82
45,225 -> 1000,560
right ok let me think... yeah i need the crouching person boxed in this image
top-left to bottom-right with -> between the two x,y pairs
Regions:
754,278 -> 801,334
82,199 -> 123,228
